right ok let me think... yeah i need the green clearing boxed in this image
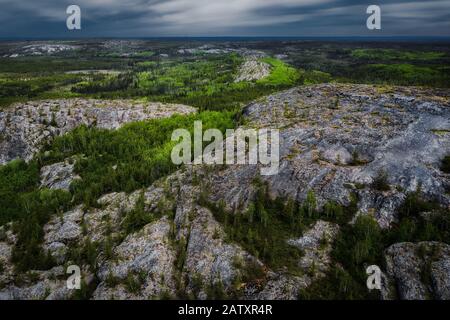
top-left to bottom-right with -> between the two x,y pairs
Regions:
257,57 -> 301,86
301,70 -> 333,85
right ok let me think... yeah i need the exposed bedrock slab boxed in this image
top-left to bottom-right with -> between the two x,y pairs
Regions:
207,84 -> 450,228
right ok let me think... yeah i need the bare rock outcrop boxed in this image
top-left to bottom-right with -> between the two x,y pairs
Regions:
0,165 -> 340,300
40,158 -> 81,190
383,242 -> 450,300
234,58 -> 271,82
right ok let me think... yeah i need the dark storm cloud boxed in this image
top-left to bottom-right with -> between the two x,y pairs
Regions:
0,0 -> 449,38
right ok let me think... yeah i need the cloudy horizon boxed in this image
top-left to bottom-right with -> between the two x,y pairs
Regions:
1,0 -> 449,38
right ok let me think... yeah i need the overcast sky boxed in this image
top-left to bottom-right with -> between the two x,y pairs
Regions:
0,0 -> 449,38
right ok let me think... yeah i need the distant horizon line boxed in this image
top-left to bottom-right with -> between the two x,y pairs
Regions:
1,35 -> 450,43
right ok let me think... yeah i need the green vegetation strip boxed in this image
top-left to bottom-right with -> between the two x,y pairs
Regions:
351,49 -> 446,61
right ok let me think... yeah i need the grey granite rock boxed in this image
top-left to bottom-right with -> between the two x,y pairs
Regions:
40,159 -> 81,190
2,84 -> 450,300
383,242 -> 450,300
94,217 -> 177,300
209,84 -> 450,228
235,58 -> 271,82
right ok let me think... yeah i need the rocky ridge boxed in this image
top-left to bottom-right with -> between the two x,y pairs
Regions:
0,99 -> 196,164
232,84 -> 450,228
0,84 -> 450,300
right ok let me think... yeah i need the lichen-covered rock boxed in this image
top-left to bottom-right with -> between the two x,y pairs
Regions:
321,144 -> 353,165
0,240 -> 14,286
43,206 -> 84,263
93,217 -> 177,300
165,175 -> 257,298
383,242 -> 450,300
234,58 -> 271,82
181,206 -> 250,297
252,274 -> 310,300
83,192 -> 136,243
208,84 -> 450,228
2,84 -> 450,300
431,256 -> 450,300
40,159 -> 81,190
0,182 -> 177,300
0,266 -> 72,300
